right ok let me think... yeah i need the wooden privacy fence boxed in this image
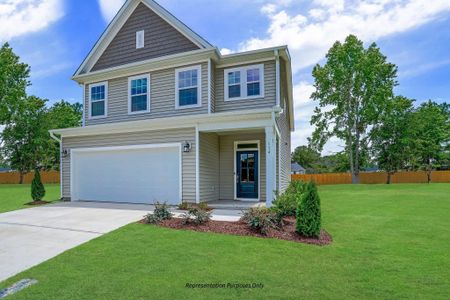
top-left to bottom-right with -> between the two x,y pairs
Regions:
292,171 -> 450,185
0,171 -> 60,184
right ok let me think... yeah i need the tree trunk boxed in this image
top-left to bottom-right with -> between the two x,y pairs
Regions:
351,172 -> 360,184
387,172 -> 392,184
19,172 -> 24,184
427,170 -> 432,184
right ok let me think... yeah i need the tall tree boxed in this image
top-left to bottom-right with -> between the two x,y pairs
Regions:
44,100 -> 83,170
310,35 -> 397,183
370,96 -> 414,184
0,96 -> 50,183
410,100 -> 449,183
291,146 -> 321,173
0,43 -> 30,124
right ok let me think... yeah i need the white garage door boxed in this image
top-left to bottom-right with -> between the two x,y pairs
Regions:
71,144 -> 181,205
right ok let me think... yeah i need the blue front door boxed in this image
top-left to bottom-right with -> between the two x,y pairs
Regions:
236,151 -> 258,199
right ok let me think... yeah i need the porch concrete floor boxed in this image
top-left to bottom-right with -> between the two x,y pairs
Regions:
207,200 -> 265,210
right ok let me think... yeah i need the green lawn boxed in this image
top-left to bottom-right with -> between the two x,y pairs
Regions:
0,184 -> 60,213
1,184 -> 449,299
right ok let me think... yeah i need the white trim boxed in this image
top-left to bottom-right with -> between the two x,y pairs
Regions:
198,119 -> 272,132
128,74 -> 151,114
275,50 -> 280,107
59,139 -> 62,199
88,81 -> 108,119
224,64 -> 265,101
221,45 -> 288,58
265,126 -> 276,207
207,58 -> 211,114
233,140 -> 261,202
81,84 -> 85,126
195,126 -> 200,204
175,65 -> 202,109
136,30 -> 144,49
70,143 -> 183,204
217,58 -> 275,69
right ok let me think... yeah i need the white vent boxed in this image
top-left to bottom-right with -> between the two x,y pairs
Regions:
136,30 -> 144,49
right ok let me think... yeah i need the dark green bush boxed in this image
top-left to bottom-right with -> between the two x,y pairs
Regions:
144,202 -> 173,224
182,208 -> 211,225
296,181 -> 321,237
272,180 -> 306,217
31,169 -> 45,201
241,207 -> 279,235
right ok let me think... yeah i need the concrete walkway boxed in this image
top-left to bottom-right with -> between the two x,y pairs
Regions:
0,201 -> 241,282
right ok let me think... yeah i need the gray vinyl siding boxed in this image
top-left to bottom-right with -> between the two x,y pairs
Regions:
199,133 -> 219,202
219,132 -> 266,202
85,62 -> 208,125
214,61 -> 277,113
276,59 -> 291,192
61,128 -> 196,203
91,3 -> 199,72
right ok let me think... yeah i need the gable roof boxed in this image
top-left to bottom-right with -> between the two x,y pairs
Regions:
74,0 -> 213,76
291,163 -> 305,172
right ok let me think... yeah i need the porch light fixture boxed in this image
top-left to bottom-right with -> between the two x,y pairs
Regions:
183,141 -> 191,153
61,148 -> 69,158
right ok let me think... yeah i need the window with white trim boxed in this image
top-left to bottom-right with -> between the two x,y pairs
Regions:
136,30 -> 144,49
89,82 -> 107,118
175,65 -> 201,108
128,75 -> 150,114
224,64 -> 264,101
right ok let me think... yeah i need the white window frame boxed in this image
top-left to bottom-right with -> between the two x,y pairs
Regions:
224,64 -> 264,101
175,65 -> 202,109
88,82 -> 108,119
128,74 -> 150,115
136,30 -> 144,49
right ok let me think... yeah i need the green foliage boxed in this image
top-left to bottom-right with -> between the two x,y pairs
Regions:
291,146 -> 321,173
241,207 -> 279,235
31,169 -> 46,201
198,202 -> 209,210
178,202 -> 191,210
272,180 -> 306,217
296,181 -> 321,237
409,100 -> 450,182
181,208 -> 211,225
310,34 -> 397,183
144,202 -> 173,224
370,96 -> 415,183
0,42 -> 30,125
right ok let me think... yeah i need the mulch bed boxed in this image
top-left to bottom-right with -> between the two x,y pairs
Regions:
25,201 -> 50,206
141,216 -> 332,246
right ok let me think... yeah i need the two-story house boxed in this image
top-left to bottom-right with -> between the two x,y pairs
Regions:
50,0 -> 294,207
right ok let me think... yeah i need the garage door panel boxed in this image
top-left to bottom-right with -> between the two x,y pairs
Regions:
72,145 -> 180,205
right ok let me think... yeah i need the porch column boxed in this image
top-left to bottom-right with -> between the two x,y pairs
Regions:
265,126 -> 277,207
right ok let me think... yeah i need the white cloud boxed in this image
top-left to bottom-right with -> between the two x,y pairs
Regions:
220,48 -> 235,55
232,0 -> 450,152
98,0 -> 125,23
0,0 -> 63,41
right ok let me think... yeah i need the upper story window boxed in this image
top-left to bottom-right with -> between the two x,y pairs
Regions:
136,30 -> 144,49
89,82 -> 107,118
224,64 -> 264,101
128,74 -> 150,114
175,65 -> 201,109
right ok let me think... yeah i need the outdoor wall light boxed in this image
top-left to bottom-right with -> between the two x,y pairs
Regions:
183,141 -> 192,153
61,148 -> 69,157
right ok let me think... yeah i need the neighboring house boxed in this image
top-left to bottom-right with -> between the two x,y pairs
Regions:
50,0 -> 294,207
291,163 -> 306,175
0,167 -> 12,173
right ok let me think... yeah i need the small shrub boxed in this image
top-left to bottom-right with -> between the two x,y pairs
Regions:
178,202 -> 191,210
31,169 -> 46,201
241,207 -> 278,235
272,180 -> 306,217
296,181 -> 321,237
198,202 -> 209,210
182,208 -> 211,225
144,202 -> 173,224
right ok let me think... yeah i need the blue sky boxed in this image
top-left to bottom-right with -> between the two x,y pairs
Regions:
1,0 -> 450,153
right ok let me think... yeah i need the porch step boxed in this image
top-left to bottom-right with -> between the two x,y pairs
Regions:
207,200 -> 265,210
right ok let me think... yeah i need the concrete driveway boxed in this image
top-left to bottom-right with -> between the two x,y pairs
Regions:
0,202 -> 151,282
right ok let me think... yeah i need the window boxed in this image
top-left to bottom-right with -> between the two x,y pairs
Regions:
128,75 -> 150,114
89,82 -> 107,118
224,64 -> 264,101
175,65 -> 201,109
136,30 -> 144,49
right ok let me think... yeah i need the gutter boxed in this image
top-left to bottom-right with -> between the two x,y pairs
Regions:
49,131 -> 61,143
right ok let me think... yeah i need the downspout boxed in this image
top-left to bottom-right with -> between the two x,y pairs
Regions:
274,49 -> 281,108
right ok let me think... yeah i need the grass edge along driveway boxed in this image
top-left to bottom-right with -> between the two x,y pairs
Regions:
0,184 -> 60,214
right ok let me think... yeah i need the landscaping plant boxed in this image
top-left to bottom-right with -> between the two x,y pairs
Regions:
241,207 -> 279,235
296,181 -> 321,237
31,169 -> 46,202
143,202 -> 173,224
272,180 -> 306,217
182,208 -> 211,225
178,202 -> 191,210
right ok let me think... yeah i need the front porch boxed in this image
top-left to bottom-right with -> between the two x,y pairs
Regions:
197,125 -> 279,207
